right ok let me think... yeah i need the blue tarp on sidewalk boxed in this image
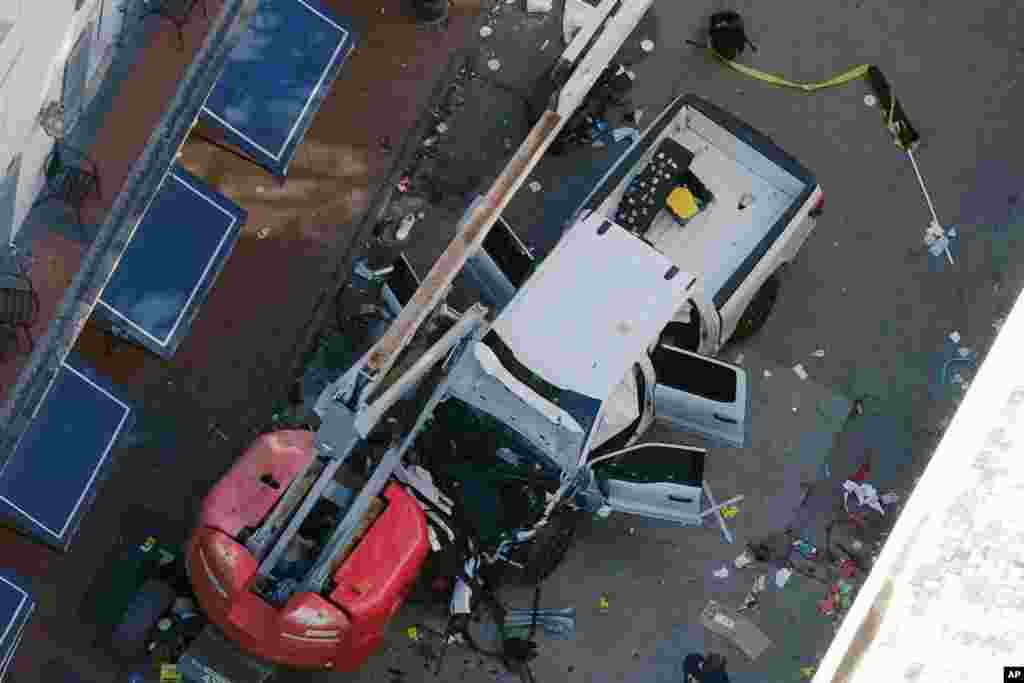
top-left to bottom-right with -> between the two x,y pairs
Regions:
95,163 -> 246,358
0,358 -> 131,551
0,570 -> 34,681
201,0 -> 358,177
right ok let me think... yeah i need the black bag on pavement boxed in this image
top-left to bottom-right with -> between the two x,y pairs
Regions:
708,11 -> 751,61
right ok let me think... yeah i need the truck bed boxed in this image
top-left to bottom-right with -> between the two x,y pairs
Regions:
583,95 -> 816,307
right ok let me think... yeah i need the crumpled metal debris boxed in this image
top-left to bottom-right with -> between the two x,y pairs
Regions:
734,551 -> 754,569
793,364 -> 808,381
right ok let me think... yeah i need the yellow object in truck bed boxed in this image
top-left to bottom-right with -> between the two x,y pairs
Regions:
667,186 -> 700,222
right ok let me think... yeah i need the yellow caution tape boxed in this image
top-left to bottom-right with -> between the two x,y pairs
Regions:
704,47 -> 913,151
709,48 -> 871,92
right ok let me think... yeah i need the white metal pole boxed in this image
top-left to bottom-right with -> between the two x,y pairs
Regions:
907,148 -> 953,265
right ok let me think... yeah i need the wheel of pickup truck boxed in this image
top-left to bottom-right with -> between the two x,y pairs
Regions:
517,509 -> 581,584
732,271 -> 781,341
110,578 -> 176,660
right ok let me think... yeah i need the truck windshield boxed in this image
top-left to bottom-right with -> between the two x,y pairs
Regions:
482,330 -> 602,434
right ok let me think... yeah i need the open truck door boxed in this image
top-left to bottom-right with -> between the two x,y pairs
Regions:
649,343 -> 750,448
588,443 -> 707,525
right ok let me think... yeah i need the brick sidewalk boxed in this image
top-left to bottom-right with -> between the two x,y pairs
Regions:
3,0 -> 488,678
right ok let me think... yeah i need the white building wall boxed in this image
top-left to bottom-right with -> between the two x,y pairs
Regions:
0,0 -> 106,245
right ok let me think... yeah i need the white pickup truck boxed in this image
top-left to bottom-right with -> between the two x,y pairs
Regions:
297,94 -> 825,590
466,93 -> 824,357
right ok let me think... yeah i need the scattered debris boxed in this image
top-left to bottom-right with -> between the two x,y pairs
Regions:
734,352 -> 745,365
396,214 -> 418,241
791,539 -> 818,560
611,127 -> 640,143
812,349 -> 826,358
640,38 -> 655,53
793,363 -> 808,381
775,568 -> 792,588
598,594 -> 610,612
541,39 -> 550,50
487,58 -> 502,71
837,558 -> 858,579
528,180 -> 542,192
526,0 -> 552,12
817,594 -> 835,616
734,551 -> 754,569
256,227 -> 271,239
628,527 -> 636,536
864,94 -> 877,107
624,108 -> 645,125
763,369 -> 772,377
792,406 -> 798,414
406,626 -> 420,641
843,480 -> 885,516
479,25 -> 493,38
924,220 -> 953,260
713,566 -> 730,579
738,192 -> 754,210
632,649 -> 640,658
701,601 -> 773,660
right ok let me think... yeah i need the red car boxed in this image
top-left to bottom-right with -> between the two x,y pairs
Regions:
186,430 -> 429,671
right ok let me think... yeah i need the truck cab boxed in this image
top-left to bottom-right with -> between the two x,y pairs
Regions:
466,94 -> 824,356
443,211 -> 750,527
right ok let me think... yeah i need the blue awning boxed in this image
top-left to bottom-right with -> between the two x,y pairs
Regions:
95,163 -> 246,358
200,0 -> 357,177
0,359 -> 131,552
0,570 -> 34,681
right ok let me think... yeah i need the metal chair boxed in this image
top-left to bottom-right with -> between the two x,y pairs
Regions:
0,268 -> 40,357
141,0 -> 209,50
34,143 -> 102,239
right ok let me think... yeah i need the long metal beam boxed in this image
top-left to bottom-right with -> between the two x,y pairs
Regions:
301,319 -> 487,594
325,0 -> 654,413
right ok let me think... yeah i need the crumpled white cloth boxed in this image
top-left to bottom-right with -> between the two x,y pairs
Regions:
842,480 -> 885,516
